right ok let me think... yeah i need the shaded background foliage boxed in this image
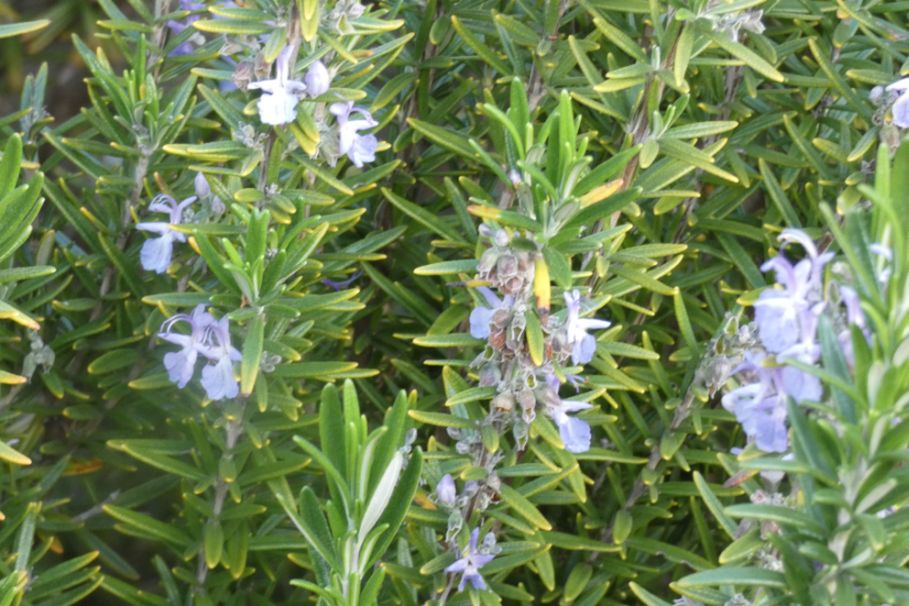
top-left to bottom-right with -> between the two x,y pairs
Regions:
0,0 -> 906,605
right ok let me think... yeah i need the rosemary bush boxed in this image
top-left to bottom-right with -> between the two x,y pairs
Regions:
0,0 -> 907,604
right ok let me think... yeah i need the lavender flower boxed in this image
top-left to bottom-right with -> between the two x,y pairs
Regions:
887,78 -> 909,128
321,270 -> 362,291
136,194 -> 195,274
563,290 -> 611,365
158,306 -> 241,400
469,287 -> 513,339
722,350 -> 822,453
753,229 -> 831,355
330,102 -> 378,167
166,0 -> 206,56
304,60 -> 331,97
193,172 -> 210,198
199,315 -> 242,400
158,305 -> 215,388
249,45 -> 306,125
547,396 -> 593,453
436,474 -> 457,508
445,528 -> 496,591
543,375 -> 594,453
194,172 -> 224,216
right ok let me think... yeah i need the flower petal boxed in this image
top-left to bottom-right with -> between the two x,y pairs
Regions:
140,235 -> 175,274
200,357 -> 239,400
257,90 -> 300,125
164,347 -> 197,388
469,306 -> 493,339
558,414 -> 592,453
893,92 -> 909,129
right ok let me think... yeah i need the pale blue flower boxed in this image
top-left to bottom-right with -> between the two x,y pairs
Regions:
304,60 -> 331,97
158,306 -> 240,400
136,194 -> 195,274
549,398 -> 593,453
436,474 -> 456,507
564,290 -> 610,365
158,305 -> 215,388
250,45 -> 306,125
445,528 -> 496,591
543,375 -> 594,453
887,78 -> 909,128
166,0 -> 205,56
330,102 -> 378,167
753,229 -> 831,355
469,287 -> 512,339
194,172 -> 210,198
722,350 -> 821,453
198,315 -> 241,400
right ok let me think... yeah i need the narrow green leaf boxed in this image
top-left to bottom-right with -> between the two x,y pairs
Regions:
706,31 -> 783,82
0,20 -> 50,39
498,484 -> 552,530
240,313 -> 265,396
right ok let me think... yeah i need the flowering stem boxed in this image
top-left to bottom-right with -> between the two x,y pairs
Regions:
195,406 -> 245,593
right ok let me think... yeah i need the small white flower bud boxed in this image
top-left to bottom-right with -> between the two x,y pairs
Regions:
194,172 -> 210,198
436,474 -> 457,507
304,61 -> 331,97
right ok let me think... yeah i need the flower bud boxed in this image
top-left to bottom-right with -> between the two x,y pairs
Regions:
436,474 -> 457,507
194,172 -> 210,198
304,60 -> 331,97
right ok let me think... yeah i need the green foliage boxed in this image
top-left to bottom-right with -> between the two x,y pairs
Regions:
0,0 -> 907,604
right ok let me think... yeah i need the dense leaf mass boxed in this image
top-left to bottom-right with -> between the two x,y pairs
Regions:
0,1 -> 908,605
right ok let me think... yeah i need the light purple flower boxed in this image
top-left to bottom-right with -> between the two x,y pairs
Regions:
136,194 -> 196,274
564,290 -> 610,365
249,45 -> 307,125
194,172 -> 224,215
158,305 -> 215,388
157,305 -> 241,400
194,172 -> 210,198
166,0 -> 206,56
436,474 -> 456,507
304,60 -> 331,97
198,315 -> 242,400
887,78 -> 909,128
330,101 -> 378,167
722,351 -> 821,453
753,229 -> 832,355
321,270 -> 362,291
469,287 -> 512,339
445,528 -> 496,592
547,395 -> 593,454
